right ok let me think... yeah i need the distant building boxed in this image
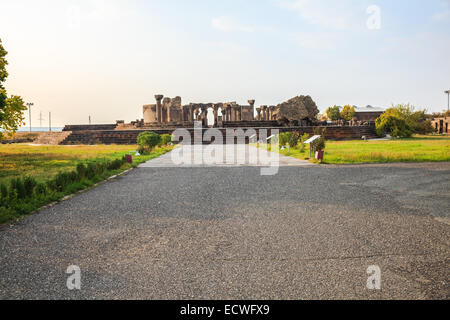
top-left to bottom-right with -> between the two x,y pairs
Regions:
432,117 -> 449,134
353,105 -> 384,121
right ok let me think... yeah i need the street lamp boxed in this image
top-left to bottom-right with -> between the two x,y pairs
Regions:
26,102 -> 34,132
445,90 -> 450,112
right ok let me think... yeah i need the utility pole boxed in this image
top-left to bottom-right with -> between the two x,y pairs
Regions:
38,111 -> 44,128
26,102 -> 34,132
49,112 -> 52,132
445,90 -> 450,112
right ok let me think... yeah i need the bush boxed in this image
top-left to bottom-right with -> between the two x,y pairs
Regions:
54,172 -> 71,191
86,163 -> 96,179
313,128 -> 326,151
160,134 -> 172,146
299,133 -> 310,152
10,178 -> 26,199
23,176 -> 37,196
376,114 -> 413,138
287,132 -> 300,148
0,183 -> 7,200
76,163 -> 87,178
107,158 -> 124,171
34,183 -> 47,196
137,132 -> 161,154
380,104 -> 432,136
279,133 -> 289,147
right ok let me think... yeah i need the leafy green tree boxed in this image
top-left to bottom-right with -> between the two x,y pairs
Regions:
383,104 -> 433,135
326,105 -> 341,121
340,105 -> 356,121
376,113 -> 413,138
0,38 -> 26,139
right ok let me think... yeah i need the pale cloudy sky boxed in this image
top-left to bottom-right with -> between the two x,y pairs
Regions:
0,0 -> 449,126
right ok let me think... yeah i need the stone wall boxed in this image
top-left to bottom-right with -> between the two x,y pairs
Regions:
60,125 -> 380,145
62,124 -> 117,131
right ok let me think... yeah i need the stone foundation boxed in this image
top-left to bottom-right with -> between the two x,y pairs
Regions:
60,125 -> 380,145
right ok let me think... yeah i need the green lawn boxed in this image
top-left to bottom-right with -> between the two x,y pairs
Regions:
0,144 -> 173,184
261,135 -> 450,164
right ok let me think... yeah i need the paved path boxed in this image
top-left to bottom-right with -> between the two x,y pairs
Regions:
139,144 -> 315,167
0,148 -> 449,299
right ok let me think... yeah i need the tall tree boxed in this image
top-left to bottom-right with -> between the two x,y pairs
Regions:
326,105 -> 341,121
0,38 -> 26,139
340,105 -> 356,121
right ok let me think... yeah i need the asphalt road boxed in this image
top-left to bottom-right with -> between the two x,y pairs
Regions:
0,147 -> 449,300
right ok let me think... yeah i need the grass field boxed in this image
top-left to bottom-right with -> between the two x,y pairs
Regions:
0,144 -> 172,184
262,135 -> 450,164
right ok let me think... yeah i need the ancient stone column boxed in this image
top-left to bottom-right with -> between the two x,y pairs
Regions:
165,99 -> 171,123
256,108 -> 261,121
213,106 -> 219,127
261,106 -> 267,121
221,108 -> 227,122
155,95 -> 164,123
202,108 -> 208,126
227,106 -> 232,122
269,106 -> 275,120
194,108 -> 200,121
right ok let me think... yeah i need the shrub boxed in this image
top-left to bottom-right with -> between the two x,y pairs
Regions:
279,133 -> 289,147
299,133 -> 310,152
380,104 -> 432,136
76,163 -> 87,178
0,183 -> 7,200
137,132 -> 161,154
86,163 -> 96,179
376,114 -> 413,138
287,132 -> 300,148
160,134 -> 172,146
107,158 -> 123,171
53,173 -> 69,191
10,178 -> 26,199
34,183 -> 47,196
313,128 -> 326,152
23,176 -> 37,196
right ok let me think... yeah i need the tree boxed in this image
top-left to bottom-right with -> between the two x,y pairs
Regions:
0,38 -> 26,139
376,113 -> 413,138
326,105 -> 341,121
383,104 -> 433,135
340,105 -> 356,121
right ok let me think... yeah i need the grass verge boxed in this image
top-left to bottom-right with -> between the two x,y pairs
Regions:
257,135 -> 450,164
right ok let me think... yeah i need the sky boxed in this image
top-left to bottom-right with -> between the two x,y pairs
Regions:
0,0 -> 449,127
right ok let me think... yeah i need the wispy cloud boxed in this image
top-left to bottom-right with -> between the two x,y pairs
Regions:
296,32 -> 338,50
432,0 -> 450,21
278,0 -> 355,30
211,16 -> 272,33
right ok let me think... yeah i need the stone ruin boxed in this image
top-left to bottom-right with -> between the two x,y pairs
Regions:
116,94 -> 320,129
274,95 -> 320,126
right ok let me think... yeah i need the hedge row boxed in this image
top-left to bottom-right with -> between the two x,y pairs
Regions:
0,156 -> 128,223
